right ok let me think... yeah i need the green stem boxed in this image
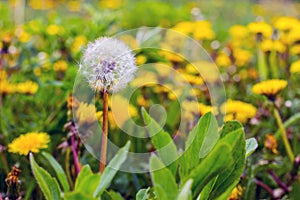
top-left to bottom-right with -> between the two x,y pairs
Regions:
274,112 -> 300,139
100,91 -> 109,173
257,46 -> 268,80
65,148 -> 74,189
270,50 -> 278,78
0,152 -> 9,174
273,108 -> 294,162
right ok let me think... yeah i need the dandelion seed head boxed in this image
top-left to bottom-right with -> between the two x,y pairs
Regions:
79,37 -> 137,93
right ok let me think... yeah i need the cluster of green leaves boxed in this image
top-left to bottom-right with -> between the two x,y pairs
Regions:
137,110 -> 257,200
30,142 -> 130,200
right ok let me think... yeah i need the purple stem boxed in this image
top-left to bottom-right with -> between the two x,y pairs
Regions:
70,126 -> 80,177
268,170 -> 290,193
255,179 -> 274,198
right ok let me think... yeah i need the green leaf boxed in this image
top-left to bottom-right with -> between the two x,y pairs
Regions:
245,138 -> 258,157
93,141 -> 131,197
198,177 -> 218,200
42,152 -> 70,192
176,179 -> 193,200
182,143 -> 233,198
64,192 -> 97,200
106,191 -> 124,200
142,107 -> 178,176
29,153 -> 62,200
150,154 -> 178,200
74,165 -> 100,195
136,188 -> 150,200
220,121 -> 242,138
180,112 -> 219,179
207,122 -> 246,200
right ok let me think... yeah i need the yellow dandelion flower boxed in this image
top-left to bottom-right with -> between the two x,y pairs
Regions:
99,0 -> 123,9
252,79 -> 287,100
17,81 -> 38,95
290,60 -> 300,74
233,49 -> 252,67
172,21 -> 194,35
53,60 -> 68,72
248,21 -> 273,39
75,102 -> 97,126
274,16 -> 300,32
287,28 -> 300,45
216,53 -> 231,67
290,45 -> 300,55
71,35 -> 87,53
0,80 -> 16,94
8,132 -> 50,156
29,0 -> 56,10
46,24 -> 63,35
137,96 -> 150,107
221,99 -> 257,124
260,40 -> 286,53
159,50 -> 185,63
229,25 -> 249,39
228,185 -> 243,200
67,0 -> 80,12
136,55 -> 147,65
199,103 -> 218,116
194,20 -> 215,40
264,134 -> 278,154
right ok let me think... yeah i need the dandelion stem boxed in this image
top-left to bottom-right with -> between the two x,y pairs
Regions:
273,108 -> 295,163
65,148 -> 74,189
255,179 -> 274,197
100,90 -> 108,173
71,132 -> 80,177
0,151 -> 9,174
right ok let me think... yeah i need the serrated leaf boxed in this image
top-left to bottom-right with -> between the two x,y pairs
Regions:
207,122 -> 246,200
93,141 -> 130,197
182,143 -> 233,198
180,112 -> 219,179
245,138 -> 258,157
150,154 -> 178,200
176,179 -> 193,200
30,153 -> 62,200
142,107 -> 178,176
42,152 -> 70,192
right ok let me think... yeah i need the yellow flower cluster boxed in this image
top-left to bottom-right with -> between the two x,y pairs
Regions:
182,100 -> 217,121
264,134 -> 278,154
17,81 -> 39,94
252,79 -> 287,99
75,102 -> 98,126
228,185 -> 243,200
0,71 -> 38,95
290,60 -> 300,74
221,99 -> 257,124
53,60 -> 68,72
8,132 -> 50,156
172,20 -> 215,40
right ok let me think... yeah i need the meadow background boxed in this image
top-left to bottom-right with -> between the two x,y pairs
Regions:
1,0 -> 300,199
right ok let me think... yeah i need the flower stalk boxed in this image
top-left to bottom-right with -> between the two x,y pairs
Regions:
100,90 -> 109,173
273,108 -> 294,162
68,122 -> 81,177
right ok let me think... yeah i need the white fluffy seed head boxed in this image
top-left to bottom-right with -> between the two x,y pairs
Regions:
79,37 -> 137,93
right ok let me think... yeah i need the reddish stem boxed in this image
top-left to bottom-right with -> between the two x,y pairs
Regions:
100,91 -> 109,173
255,179 -> 274,198
70,126 -> 80,177
268,170 -> 290,193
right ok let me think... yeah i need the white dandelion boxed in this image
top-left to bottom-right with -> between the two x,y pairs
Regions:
79,37 -> 137,93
